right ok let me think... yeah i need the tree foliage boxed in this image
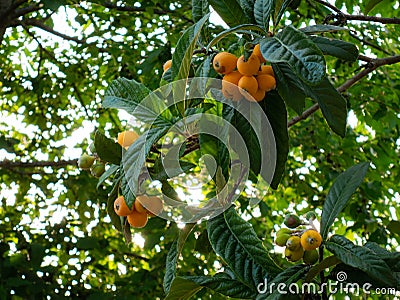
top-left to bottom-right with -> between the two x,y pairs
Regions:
1,0 -> 400,299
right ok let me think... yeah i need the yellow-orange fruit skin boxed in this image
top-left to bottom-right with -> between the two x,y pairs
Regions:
259,65 -> 274,76
118,131 -> 139,148
213,52 -> 238,75
257,74 -> 276,92
127,210 -> 148,228
237,54 -> 261,76
135,195 -> 164,217
253,44 -> 266,63
222,71 -> 243,101
238,75 -> 258,98
114,196 -> 134,217
163,60 -> 172,71
252,89 -> 266,102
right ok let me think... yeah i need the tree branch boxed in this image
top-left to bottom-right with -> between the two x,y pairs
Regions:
0,159 -> 78,169
20,19 -> 86,44
287,55 -> 400,127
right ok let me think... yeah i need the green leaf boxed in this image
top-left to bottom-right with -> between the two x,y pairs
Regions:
182,273 -> 257,298
103,77 -> 172,126
107,176 -> 123,231
42,0 -> 67,10
254,0 -> 274,30
207,0 -> 251,27
122,126 -> 170,197
120,169 -> 135,209
310,36 -> 359,62
165,277 -> 203,300
387,220 -> 400,235
206,24 -> 266,51
164,224 -> 196,293
320,162 -> 369,239
259,91 -> 289,189
94,130 -> 122,165
207,206 -> 280,292
171,14 -> 209,81
29,243 -> 45,268
325,235 -> 397,287
194,230 -> 213,255
300,25 -> 348,34
192,0 -> 210,22
260,26 -> 326,85
255,264 -> 308,299
152,159 -> 196,181
364,242 -> 400,268
303,78 -> 348,137
364,0 -> 384,15
240,0 -> 256,23
96,164 -> 119,189
103,77 -> 150,114
272,63 -> 306,115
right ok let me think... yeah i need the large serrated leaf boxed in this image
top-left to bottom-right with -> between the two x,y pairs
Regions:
164,224 -> 196,293
207,0 -> 251,27
259,91 -> 289,189
122,127 -> 170,197
256,264 -> 308,299
94,130 -> 122,165
310,36 -> 359,62
240,0 -> 256,23
303,78 -> 348,137
182,273 -> 256,298
272,63 -> 306,115
260,26 -> 326,85
320,162 -> 369,239
171,14 -> 209,82
254,0 -> 274,30
165,277 -> 203,300
207,206 -> 280,292
325,235 -> 397,287
364,242 -> 400,269
192,0 -> 209,22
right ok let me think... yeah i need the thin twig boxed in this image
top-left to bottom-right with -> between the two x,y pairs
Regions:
287,55 -> 400,127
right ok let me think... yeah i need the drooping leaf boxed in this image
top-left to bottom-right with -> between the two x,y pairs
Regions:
310,36 -> 359,62
254,0 -> 274,30
192,0 -> 210,22
94,130 -> 122,165
364,0 -> 384,15
303,77 -> 348,137
325,235 -> 397,287
207,0 -> 251,27
364,242 -> 400,269
272,63 -> 306,115
255,264 -> 308,299
165,277 -> 203,300
207,206 -> 280,292
120,169 -> 135,209
164,224 -> 196,293
122,126 -> 171,197
240,0 -> 256,23
183,273 -> 257,298
320,162 -> 369,239
300,24 -> 348,34
107,175 -> 123,232
96,164 -> 119,189
171,14 -> 209,81
273,0 -> 294,26
259,91 -> 289,189
260,26 -> 326,85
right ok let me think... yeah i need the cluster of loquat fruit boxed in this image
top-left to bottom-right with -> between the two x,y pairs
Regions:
78,143 -> 105,177
213,44 -> 276,102
275,212 -> 323,264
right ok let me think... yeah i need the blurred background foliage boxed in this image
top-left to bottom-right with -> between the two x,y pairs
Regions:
0,0 -> 399,299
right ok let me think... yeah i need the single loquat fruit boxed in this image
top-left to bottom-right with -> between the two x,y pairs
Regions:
127,210 -> 148,228
300,230 -> 322,251
238,75 -> 258,98
285,247 -> 304,262
114,195 -> 134,217
118,130 -> 139,148
253,44 -> 266,63
213,52 -> 238,75
259,65 -> 274,77
237,54 -> 260,76
222,71 -> 243,101
257,74 -> 276,92
163,59 -> 172,72
252,88 -> 266,102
